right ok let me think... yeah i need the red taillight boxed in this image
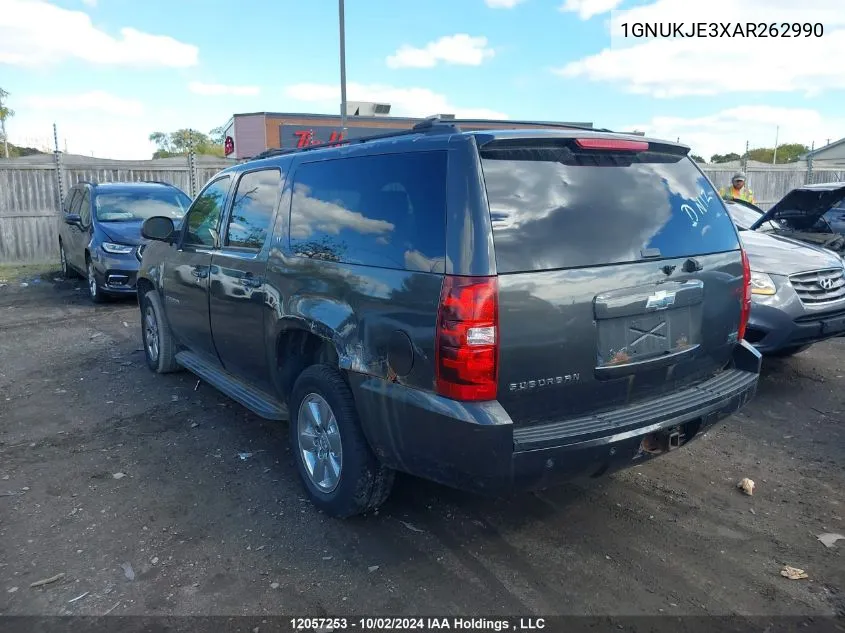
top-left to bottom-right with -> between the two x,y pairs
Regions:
574,138 -> 649,151
435,275 -> 499,401
738,248 -> 752,341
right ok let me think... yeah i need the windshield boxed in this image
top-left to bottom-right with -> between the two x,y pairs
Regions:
95,189 -> 192,222
725,201 -> 782,232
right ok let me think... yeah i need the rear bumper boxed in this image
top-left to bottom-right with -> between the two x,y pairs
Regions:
747,302 -> 845,353
350,341 -> 761,495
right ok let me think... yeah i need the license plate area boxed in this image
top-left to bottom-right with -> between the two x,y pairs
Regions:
594,280 -> 704,369
597,305 -> 702,366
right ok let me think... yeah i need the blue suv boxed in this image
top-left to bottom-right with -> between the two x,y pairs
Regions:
58,181 -> 192,303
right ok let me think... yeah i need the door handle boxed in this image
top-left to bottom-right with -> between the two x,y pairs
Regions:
240,275 -> 262,288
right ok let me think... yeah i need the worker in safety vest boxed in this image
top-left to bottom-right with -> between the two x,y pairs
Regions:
719,172 -> 755,204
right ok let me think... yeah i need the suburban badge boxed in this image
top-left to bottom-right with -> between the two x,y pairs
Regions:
509,374 -> 581,392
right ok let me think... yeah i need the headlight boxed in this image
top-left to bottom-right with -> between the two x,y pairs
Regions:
102,242 -> 134,255
750,271 -> 777,296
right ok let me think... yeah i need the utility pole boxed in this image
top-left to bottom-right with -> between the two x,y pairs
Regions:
0,89 -> 9,159
807,140 -> 815,184
742,139 -> 749,173
53,123 -> 65,209
772,125 -> 779,165
338,0 -> 348,134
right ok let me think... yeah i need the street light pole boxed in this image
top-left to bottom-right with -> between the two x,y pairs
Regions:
772,125 -> 779,165
339,0 -> 347,134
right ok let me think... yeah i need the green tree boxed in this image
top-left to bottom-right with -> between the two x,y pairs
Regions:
690,154 -> 705,163
209,126 -> 226,145
774,143 -> 810,163
709,152 -> 741,164
148,128 -> 224,159
745,143 -> 809,164
0,87 -> 15,159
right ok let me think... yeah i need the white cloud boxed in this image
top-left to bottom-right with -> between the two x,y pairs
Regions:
24,91 -> 144,116
485,0 -> 527,7
188,82 -> 261,97
559,0 -> 623,19
386,34 -> 494,69
0,0 -> 198,67
554,0 -> 845,97
624,105 -> 845,160
285,82 -> 508,119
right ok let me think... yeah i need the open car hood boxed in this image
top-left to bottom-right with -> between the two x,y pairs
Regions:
749,182 -> 845,231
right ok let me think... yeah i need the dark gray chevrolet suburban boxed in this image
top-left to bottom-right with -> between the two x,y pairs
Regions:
136,120 -> 762,518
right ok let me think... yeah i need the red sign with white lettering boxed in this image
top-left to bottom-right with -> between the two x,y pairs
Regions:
279,125 -> 396,149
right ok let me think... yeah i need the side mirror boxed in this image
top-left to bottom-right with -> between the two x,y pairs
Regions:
64,213 -> 82,226
142,216 -> 176,242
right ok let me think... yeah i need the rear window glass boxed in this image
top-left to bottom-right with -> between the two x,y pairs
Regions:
480,142 -> 740,273
289,151 -> 447,272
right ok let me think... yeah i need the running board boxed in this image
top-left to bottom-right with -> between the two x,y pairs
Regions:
175,351 -> 288,421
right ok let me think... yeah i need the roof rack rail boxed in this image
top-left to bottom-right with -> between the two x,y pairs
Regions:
247,117 -> 461,162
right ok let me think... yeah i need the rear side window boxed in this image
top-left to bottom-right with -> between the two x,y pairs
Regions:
289,151 -> 447,272
480,140 -> 739,273
226,169 -> 282,250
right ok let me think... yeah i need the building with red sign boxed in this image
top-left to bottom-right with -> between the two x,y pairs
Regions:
221,102 -> 594,160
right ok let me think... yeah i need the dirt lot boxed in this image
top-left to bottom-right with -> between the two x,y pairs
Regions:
0,271 -> 843,618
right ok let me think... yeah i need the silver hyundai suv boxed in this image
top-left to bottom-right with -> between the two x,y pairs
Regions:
726,199 -> 845,356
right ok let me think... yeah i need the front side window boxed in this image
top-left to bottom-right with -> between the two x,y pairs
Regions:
226,169 -> 282,250
66,189 -> 81,215
183,177 -> 231,247
78,190 -> 92,227
95,188 -> 192,223
288,151 -> 448,272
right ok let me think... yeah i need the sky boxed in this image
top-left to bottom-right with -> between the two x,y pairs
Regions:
1,0 -> 844,160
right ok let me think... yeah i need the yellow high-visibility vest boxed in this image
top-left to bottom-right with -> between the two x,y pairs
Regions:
720,185 -> 755,204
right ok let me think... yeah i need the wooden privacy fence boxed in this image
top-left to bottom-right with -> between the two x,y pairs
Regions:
705,167 -> 845,209
0,157 -> 230,264
1,157 -> 844,265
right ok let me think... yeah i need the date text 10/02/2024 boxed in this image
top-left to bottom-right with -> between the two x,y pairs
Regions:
620,22 -> 824,38
290,617 -> 547,631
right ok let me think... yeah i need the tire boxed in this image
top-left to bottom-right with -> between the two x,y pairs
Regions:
290,364 -> 394,518
59,241 -> 78,279
141,290 -> 179,373
86,258 -> 107,304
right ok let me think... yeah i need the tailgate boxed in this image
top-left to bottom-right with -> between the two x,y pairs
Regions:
477,135 -> 744,427
496,254 -> 743,426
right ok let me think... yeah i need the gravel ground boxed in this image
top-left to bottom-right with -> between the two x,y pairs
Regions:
0,272 -> 843,618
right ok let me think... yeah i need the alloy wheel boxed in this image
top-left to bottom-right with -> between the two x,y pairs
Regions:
297,393 -> 343,493
144,305 -> 159,363
87,261 -> 97,299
